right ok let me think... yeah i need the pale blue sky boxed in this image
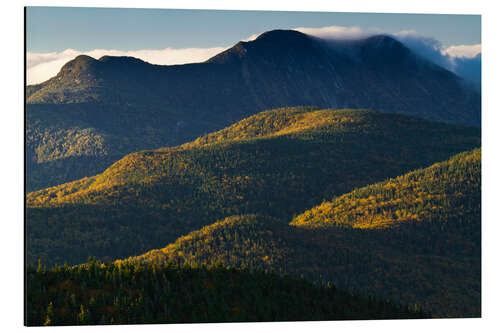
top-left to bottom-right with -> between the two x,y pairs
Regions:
26,7 -> 481,53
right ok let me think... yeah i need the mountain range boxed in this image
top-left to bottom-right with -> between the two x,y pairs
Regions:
26,106 -> 481,317
26,107 -> 480,266
25,28 -> 482,321
26,29 -> 481,191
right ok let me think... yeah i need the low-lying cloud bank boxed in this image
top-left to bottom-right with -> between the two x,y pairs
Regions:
27,25 -> 480,89
392,30 -> 481,89
295,25 -> 378,40
295,26 -> 481,89
26,47 -> 228,85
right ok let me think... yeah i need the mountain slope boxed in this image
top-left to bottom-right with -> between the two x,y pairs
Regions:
26,29 -> 481,191
123,149 -> 480,317
26,108 -> 480,266
26,260 -> 425,326
292,148 -> 481,230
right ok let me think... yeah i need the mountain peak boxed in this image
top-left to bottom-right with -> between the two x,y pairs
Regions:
206,29 -> 314,64
252,29 -> 313,48
59,54 -> 99,74
55,55 -> 108,83
98,55 -> 148,66
73,54 -> 97,63
255,29 -> 308,41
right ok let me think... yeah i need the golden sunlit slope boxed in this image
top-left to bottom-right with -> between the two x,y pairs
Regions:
26,108 -> 480,267
122,150 -> 481,317
179,106 -> 364,148
291,148 -> 480,230
27,108 -> 479,208
25,30 -> 481,192
118,215 -> 294,267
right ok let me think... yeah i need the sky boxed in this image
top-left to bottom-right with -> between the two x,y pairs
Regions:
26,7 -> 481,85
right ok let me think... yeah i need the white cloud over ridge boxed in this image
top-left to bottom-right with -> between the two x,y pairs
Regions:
27,25 -> 481,88
27,46 -> 228,85
389,29 -> 481,88
297,26 -> 481,88
296,27 -> 481,59
294,25 -> 378,40
444,44 -> 481,58
392,29 -> 481,59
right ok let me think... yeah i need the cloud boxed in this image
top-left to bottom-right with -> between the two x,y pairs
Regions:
288,25 -> 480,89
391,30 -> 481,89
392,30 -> 452,68
443,44 -> 481,58
392,30 -> 481,61
27,25 -> 481,90
27,46 -> 228,85
293,25 -> 378,40
241,27 -> 373,42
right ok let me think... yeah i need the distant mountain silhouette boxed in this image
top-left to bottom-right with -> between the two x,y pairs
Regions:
26,29 -> 481,191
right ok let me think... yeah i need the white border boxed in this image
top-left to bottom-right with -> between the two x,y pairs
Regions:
2,1 -> 499,332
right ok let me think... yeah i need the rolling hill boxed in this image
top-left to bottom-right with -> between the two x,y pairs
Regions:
26,107 -> 480,268
26,260 -> 425,326
292,148 -> 481,231
121,149 -> 480,318
26,29 -> 481,191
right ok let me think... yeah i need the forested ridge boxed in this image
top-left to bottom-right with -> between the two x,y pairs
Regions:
292,148 -> 481,230
26,259 -> 426,326
26,107 -> 480,267
121,149 -> 481,317
26,30 -> 480,191
26,102 -> 220,192
25,28 -> 483,325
